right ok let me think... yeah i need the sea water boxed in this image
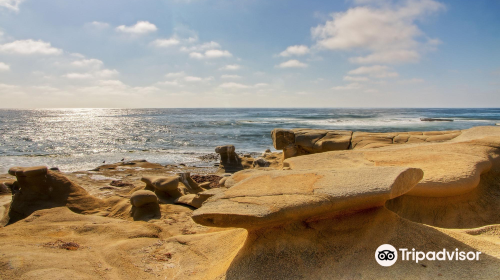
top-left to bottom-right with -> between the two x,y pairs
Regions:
1,108 -> 499,173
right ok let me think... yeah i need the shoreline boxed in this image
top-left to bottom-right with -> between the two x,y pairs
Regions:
1,126 -> 500,279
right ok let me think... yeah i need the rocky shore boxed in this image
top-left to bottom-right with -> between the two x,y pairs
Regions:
1,126 -> 500,279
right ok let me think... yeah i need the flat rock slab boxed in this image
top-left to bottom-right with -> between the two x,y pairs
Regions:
192,167 -> 423,229
285,128 -> 500,197
9,166 -> 48,177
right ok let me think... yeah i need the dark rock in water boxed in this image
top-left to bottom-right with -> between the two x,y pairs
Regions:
49,167 -> 60,172
420,118 -> 453,122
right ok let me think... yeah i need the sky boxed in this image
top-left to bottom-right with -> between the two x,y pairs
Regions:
0,0 -> 499,108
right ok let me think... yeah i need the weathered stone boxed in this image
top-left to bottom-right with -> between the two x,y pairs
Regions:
6,166 -> 102,224
8,166 -> 48,177
192,167 -> 423,229
215,145 -> 243,173
271,129 -> 295,150
252,158 -> 270,168
130,190 -> 158,207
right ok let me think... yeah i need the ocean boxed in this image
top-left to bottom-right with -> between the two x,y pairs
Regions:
1,108 -> 499,173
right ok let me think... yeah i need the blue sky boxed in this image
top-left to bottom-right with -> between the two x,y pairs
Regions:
0,0 -> 499,108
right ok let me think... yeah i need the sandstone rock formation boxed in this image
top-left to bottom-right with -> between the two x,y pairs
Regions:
141,172 -> 213,208
1,127 -> 500,279
5,166 -> 103,225
272,128 -> 462,159
130,190 -> 160,221
282,126 -> 500,228
215,145 -> 244,173
192,167 -> 423,229
130,190 -> 158,207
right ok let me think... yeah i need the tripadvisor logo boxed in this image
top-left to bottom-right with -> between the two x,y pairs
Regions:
375,244 -> 482,267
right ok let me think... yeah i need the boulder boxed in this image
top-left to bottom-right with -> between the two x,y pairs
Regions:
0,183 -> 10,194
130,190 -> 158,207
215,145 -> 244,173
252,158 -> 270,168
141,173 -> 205,201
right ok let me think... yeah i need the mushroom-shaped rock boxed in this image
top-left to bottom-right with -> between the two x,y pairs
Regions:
192,166 -> 423,229
215,145 -> 243,173
6,166 -> 102,224
9,166 -> 48,177
130,190 -> 158,207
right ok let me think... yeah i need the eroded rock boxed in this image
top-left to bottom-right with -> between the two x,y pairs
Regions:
192,166 -> 423,229
6,166 -> 103,224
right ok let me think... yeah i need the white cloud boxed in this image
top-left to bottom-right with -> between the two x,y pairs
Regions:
0,40 -> 62,55
63,69 -> 118,80
0,83 -> 21,95
254,83 -> 269,87
220,64 -> 241,71
279,45 -> 310,57
184,76 -> 213,82
0,0 -> 24,11
63,73 -> 94,79
71,53 -> 85,58
221,74 -> 241,79
71,59 -> 104,69
95,69 -> 119,78
189,49 -> 232,59
86,21 -> 110,29
349,50 -> 420,64
348,65 -> 399,78
189,52 -> 204,59
0,62 -> 10,71
151,38 -> 180,48
116,21 -> 157,35
219,82 -> 250,89
343,75 -> 370,82
180,41 -> 221,52
205,49 -> 232,58
312,0 -> 445,64
165,71 -> 186,78
157,80 -> 182,87
276,59 -> 308,68
332,83 -> 362,90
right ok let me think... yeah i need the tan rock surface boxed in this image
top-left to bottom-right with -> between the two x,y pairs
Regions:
192,166 -> 423,229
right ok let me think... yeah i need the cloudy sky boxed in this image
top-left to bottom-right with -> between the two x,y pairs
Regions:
0,0 -> 499,108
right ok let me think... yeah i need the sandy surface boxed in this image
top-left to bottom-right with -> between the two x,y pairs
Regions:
1,127 -> 499,279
